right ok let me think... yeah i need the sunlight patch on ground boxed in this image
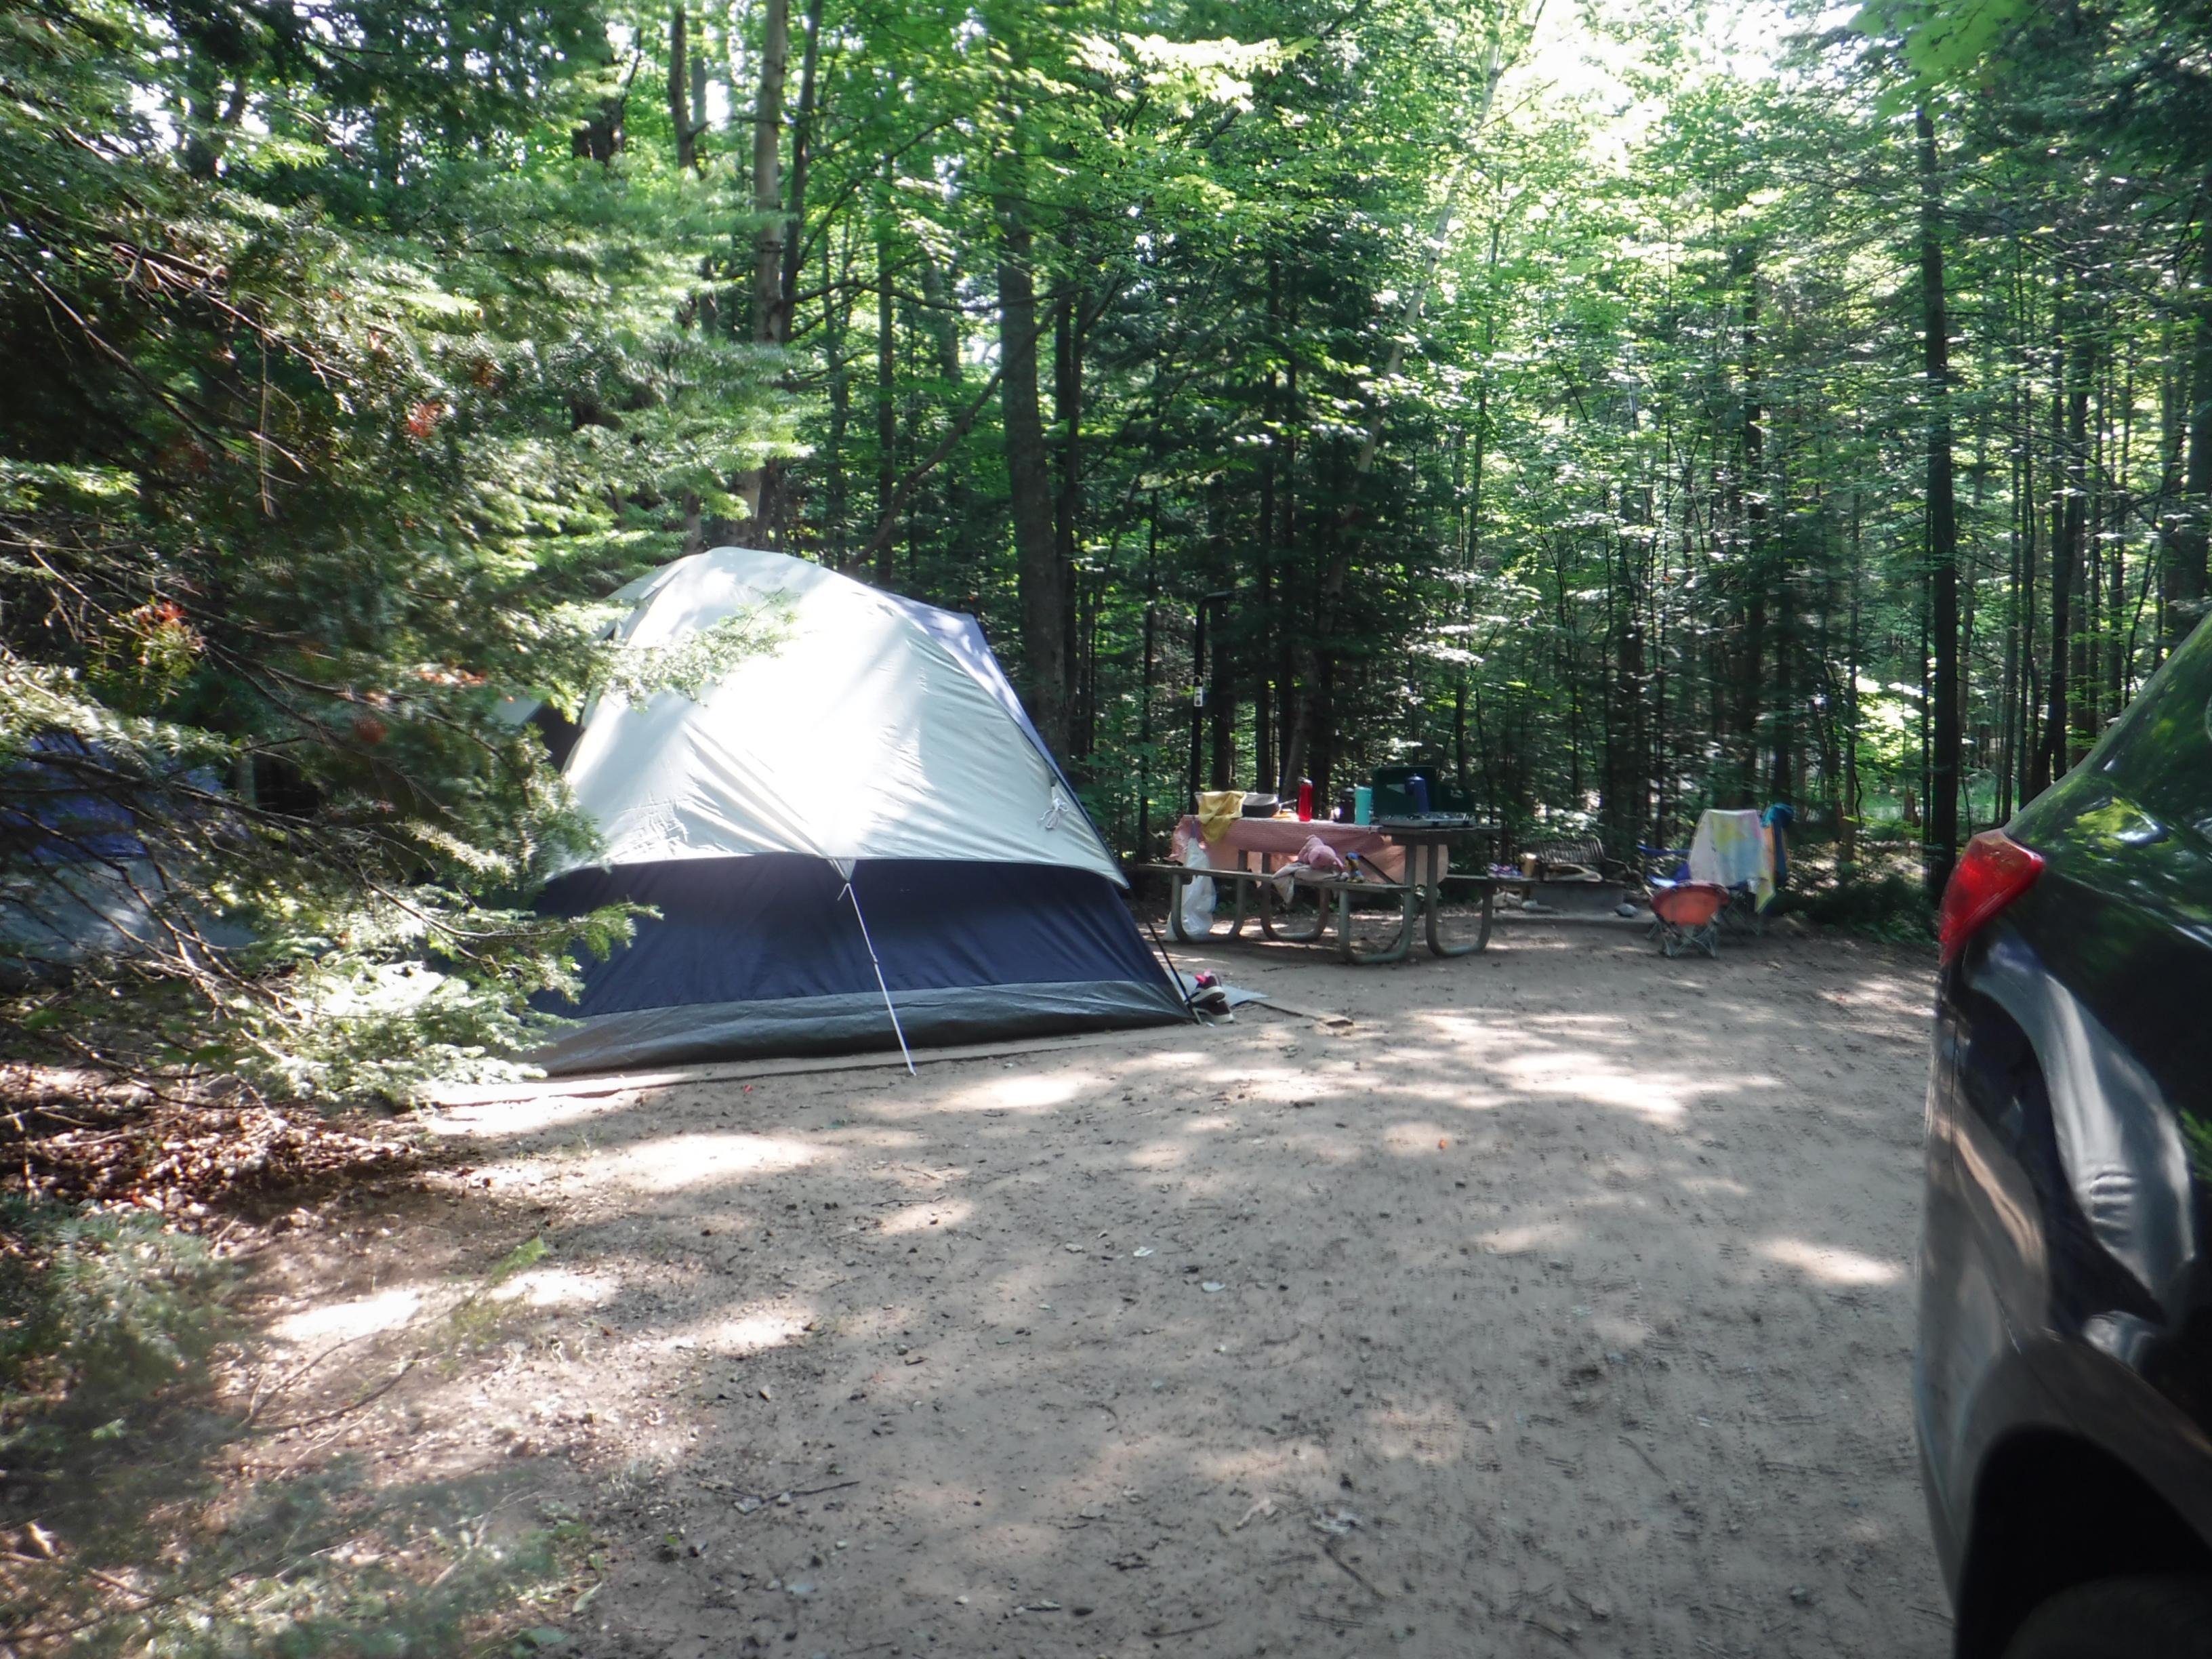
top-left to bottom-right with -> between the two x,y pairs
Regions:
1368,1398 -> 1479,1466
1591,1313 -> 1656,1349
1192,1448 -> 1310,1493
810,1125 -> 926,1155
1366,1078 -> 1513,1113
1479,1221 -> 1574,1254
594,1131 -> 821,1191
490,1267 -> 611,1311
1757,1237 -> 1904,1286
1222,1067 -> 1326,1103
1122,1047 -> 1223,1077
947,1071 -> 1091,1111
270,1286 -> 423,1344
1382,1120 -> 1456,1155
1818,981 -> 1931,1027
1517,1011 -> 1635,1033
878,1200 -> 973,1235
682,1304 -> 813,1357
1399,1018 -> 1494,1055
1486,1049 -> 1693,1124
1677,1174 -> 1755,1198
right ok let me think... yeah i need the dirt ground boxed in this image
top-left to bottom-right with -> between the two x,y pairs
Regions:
247,919 -> 1951,1658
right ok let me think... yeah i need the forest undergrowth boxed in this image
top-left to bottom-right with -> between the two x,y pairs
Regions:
0,1059 -> 586,1652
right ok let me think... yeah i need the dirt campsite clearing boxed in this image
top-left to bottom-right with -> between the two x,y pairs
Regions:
249,922 -> 1949,1658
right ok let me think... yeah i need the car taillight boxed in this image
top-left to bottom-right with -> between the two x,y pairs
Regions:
1938,830 -> 2045,964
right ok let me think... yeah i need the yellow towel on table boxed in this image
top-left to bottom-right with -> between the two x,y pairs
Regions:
1196,790 -> 1244,844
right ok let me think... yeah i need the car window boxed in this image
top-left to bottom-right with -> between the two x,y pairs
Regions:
2095,613 -> 2212,830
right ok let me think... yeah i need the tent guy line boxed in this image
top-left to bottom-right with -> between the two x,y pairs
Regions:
836,865 -> 916,1076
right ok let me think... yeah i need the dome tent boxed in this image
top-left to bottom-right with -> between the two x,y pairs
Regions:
530,546 -> 1185,1073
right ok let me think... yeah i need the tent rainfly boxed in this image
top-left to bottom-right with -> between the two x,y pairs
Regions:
529,546 -> 1186,1073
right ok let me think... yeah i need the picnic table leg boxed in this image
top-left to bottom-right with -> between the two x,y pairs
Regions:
1166,865 -> 1194,943
1225,850 -> 1263,937
1426,882 -> 1494,957
1340,882 -> 1418,965
1262,860 -> 1328,943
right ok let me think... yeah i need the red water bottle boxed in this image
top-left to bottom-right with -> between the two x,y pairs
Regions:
1296,778 -> 1314,821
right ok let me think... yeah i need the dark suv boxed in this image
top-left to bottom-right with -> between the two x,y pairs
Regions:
1921,623 -> 2212,1658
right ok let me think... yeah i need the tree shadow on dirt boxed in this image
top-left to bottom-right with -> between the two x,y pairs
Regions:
361,928 -> 1946,1658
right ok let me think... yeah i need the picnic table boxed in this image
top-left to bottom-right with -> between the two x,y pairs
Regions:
1150,813 -> 1498,963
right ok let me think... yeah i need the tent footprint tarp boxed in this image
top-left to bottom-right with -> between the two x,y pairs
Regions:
529,547 -> 1185,1073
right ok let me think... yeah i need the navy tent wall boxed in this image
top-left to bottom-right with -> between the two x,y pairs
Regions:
532,855 -> 1185,1073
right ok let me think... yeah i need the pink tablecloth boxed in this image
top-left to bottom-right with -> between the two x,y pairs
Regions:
1172,815 -> 1406,882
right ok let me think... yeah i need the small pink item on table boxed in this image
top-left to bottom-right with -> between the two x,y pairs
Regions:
1298,835 -> 1347,874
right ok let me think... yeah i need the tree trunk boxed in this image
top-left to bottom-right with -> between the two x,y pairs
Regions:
1919,106 -> 1962,896
2062,371 -> 2092,766
1842,489 -> 1864,865
1054,289 -> 1085,760
916,246 -> 972,583
2169,189 -> 2212,656
730,0 -> 788,528
689,16 -> 708,137
2032,342 -> 2068,793
2036,320 -> 2093,785
750,0 -> 790,343
1277,279 -> 1302,794
750,0 -> 821,544
1452,427 -> 1471,790
775,0 -> 825,342
1460,221 -> 1498,800
668,8 -> 699,171
1136,498 -> 1160,860
1738,256 -> 1767,804
1206,485 -> 1234,789
824,258 -> 851,568
999,220 -> 1070,754
2000,352 -> 2024,823
874,215 -> 897,588
1257,273 -> 1279,796
572,51 -> 639,162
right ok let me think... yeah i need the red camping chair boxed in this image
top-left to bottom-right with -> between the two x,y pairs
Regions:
1650,880 -> 1727,959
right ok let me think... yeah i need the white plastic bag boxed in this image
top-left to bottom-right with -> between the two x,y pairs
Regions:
1180,844 -> 1217,935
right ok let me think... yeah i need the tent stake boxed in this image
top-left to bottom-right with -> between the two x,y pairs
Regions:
840,879 -> 916,1076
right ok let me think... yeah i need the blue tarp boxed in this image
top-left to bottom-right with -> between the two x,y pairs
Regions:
1,733 -> 153,862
